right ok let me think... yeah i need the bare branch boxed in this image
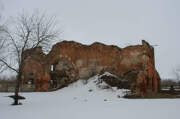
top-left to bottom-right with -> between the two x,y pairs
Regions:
3,29 -> 21,64
0,59 -> 18,73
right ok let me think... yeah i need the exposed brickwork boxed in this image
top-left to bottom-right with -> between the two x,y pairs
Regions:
22,40 -> 160,94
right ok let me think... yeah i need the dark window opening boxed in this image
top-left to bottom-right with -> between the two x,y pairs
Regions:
28,72 -> 34,85
28,78 -> 34,84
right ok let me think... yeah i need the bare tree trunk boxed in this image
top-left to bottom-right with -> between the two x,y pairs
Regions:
13,74 -> 20,105
13,65 -> 22,105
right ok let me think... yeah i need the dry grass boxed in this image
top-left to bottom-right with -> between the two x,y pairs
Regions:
124,90 -> 180,99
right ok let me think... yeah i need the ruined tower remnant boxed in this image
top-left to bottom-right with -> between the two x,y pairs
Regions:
22,40 -> 160,95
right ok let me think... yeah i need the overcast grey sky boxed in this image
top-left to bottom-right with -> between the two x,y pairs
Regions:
0,0 -> 180,78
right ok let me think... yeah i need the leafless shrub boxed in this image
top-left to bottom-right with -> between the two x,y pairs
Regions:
161,79 -> 179,88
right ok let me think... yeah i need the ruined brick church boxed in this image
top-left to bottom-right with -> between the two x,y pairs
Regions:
21,40 -> 160,95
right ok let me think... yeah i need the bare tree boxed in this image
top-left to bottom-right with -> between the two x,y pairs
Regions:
173,66 -> 180,88
173,67 -> 180,81
0,11 -> 60,105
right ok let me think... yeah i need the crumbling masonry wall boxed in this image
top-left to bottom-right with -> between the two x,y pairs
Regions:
22,40 -> 160,95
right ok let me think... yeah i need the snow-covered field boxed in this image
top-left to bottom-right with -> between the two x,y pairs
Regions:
1,75 -> 180,119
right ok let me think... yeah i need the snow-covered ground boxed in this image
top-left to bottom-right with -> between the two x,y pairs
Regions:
0,75 -> 180,119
